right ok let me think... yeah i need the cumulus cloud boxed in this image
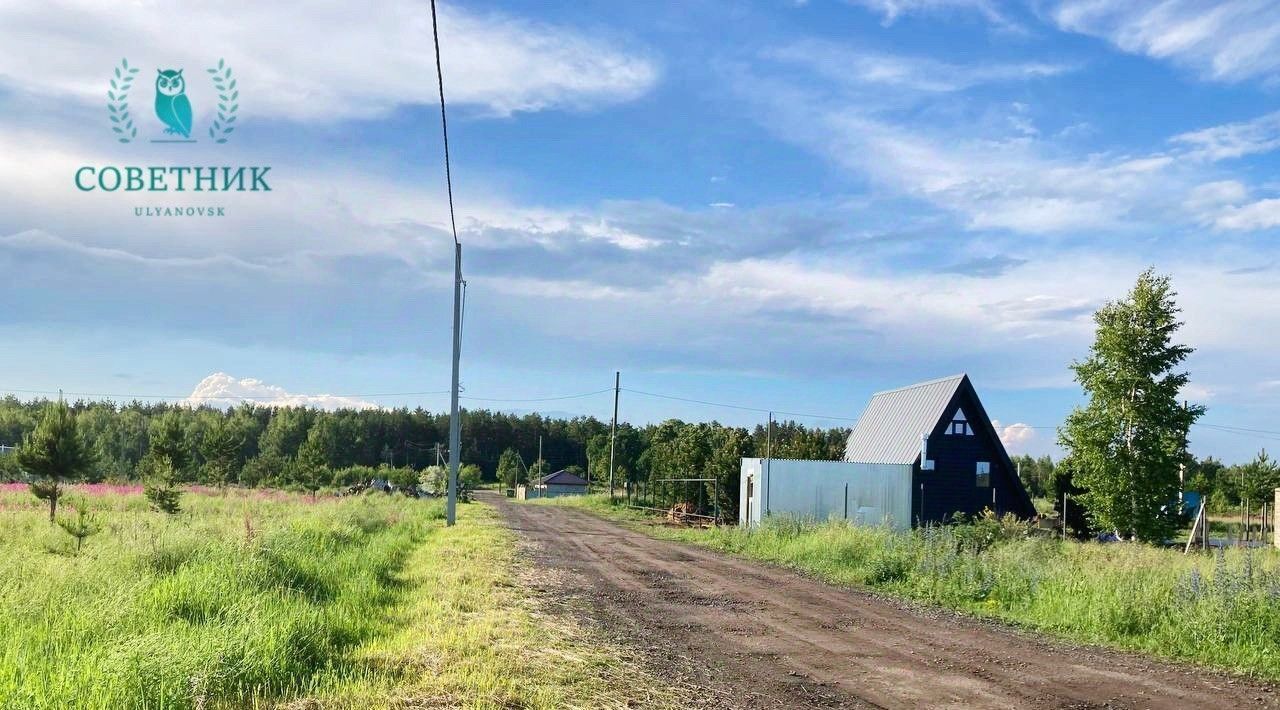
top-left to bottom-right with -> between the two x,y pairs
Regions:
0,1 -> 658,121
993,420 -> 1037,452
185,373 -> 378,410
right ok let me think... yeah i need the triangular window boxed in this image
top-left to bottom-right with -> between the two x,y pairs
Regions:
948,408 -> 972,435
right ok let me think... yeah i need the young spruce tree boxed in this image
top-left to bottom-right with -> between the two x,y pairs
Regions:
1059,269 -> 1203,542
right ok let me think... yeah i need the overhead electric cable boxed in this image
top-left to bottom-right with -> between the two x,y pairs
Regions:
430,0 -> 460,247
622,387 -> 861,422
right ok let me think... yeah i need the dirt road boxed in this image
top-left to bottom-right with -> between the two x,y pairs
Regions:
484,492 -> 1278,709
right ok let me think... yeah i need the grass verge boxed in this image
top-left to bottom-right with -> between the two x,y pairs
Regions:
313,501 -> 678,709
534,493 -> 1280,681
0,486 -> 675,709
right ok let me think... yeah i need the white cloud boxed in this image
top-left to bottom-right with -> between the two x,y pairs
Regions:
185,372 -> 378,410
1047,1 -> 1280,83
804,110 -> 1182,233
1180,383 -> 1214,403
1171,110 -> 1280,161
0,1 -> 658,121
1180,180 -> 1280,231
769,40 -> 1073,93
846,0 -> 1015,28
741,45 -> 1280,235
1214,198 -> 1280,231
993,420 -> 1037,451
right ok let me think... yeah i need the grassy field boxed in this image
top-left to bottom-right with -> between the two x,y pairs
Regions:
0,484 -> 675,709
538,494 -> 1280,680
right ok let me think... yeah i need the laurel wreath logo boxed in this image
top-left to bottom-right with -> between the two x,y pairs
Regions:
206,58 -> 239,144
106,58 -> 140,143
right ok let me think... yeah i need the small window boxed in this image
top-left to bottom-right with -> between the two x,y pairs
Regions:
950,421 -> 970,435
976,461 -> 991,487
948,408 -> 973,435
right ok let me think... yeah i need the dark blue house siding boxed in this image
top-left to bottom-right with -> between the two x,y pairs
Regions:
910,387 -> 1036,525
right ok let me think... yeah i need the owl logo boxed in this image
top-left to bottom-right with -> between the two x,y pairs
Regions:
154,68 -> 193,138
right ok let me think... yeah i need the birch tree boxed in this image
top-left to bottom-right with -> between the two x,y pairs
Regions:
1059,269 -> 1203,541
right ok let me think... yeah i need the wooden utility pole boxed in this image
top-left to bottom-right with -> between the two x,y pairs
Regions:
609,371 -> 620,498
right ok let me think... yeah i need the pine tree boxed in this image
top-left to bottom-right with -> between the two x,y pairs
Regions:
293,434 -> 329,497
56,499 -> 102,553
200,417 -> 243,487
1235,449 -> 1280,508
1059,269 -> 1204,541
142,412 -> 190,514
17,399 -> 95,523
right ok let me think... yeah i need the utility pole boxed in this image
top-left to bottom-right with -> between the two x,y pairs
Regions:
1062,491 -> 1068,541
609,371 -> 619,498
538,435 -> 543,478
430,0 -> 464,528
1179,400 -> 1188,510
765,411 -> 773,516
446,242 -> 463,526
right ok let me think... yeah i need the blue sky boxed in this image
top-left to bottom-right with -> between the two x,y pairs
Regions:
2,0 -> 1280,462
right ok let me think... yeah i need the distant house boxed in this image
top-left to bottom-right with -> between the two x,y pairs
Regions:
740,374 -> 1036,528
516,469 -> 589,500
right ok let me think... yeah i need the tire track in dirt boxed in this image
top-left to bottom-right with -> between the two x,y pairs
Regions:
485,493 -> 1278,709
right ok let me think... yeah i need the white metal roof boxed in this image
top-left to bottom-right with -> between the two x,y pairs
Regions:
843,374 -> 966,465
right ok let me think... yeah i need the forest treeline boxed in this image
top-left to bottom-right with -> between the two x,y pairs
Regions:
2,392 -> 1270,521
0,396 -> 847,516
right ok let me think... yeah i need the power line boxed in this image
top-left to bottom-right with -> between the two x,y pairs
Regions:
1197,422 -> 1280,437
430,0 -> 459,247
0,386 -> 609,404
0,387 -> 452,401
1196,423 -> 1280,443
622,387 -> 861,422
8,382 -> 1280,444
460,389 -> 614,403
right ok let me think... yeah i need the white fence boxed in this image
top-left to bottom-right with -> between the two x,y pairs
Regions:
740,457 -> 912,530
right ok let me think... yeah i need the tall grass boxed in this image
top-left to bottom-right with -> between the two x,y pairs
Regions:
2,487 -> 679,709
0,487 -> 439,708
547,495 -> 1280,679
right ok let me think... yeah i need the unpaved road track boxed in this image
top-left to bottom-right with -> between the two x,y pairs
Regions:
484,493 -> 1278,709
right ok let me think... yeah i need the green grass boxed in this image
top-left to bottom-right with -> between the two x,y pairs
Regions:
319,503 -> 679,709
538,494 -> 1280,680
0,487 -> 676,709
